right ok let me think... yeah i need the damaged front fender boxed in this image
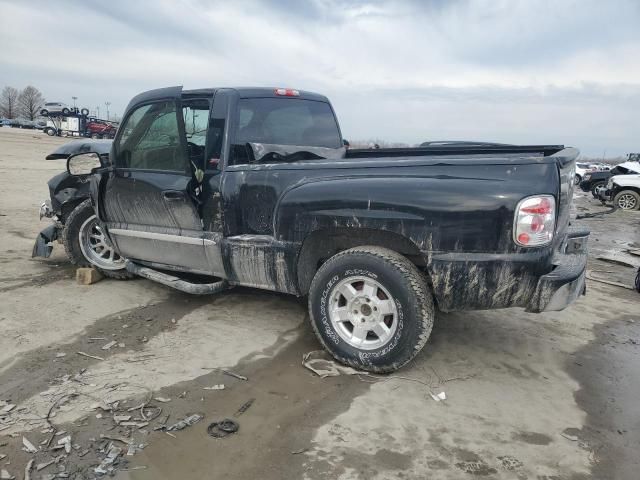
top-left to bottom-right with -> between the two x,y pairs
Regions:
32,224 -> 59,258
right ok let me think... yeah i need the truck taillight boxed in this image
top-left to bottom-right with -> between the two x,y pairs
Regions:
274,88 -> 300,97
514,195 -> 556,247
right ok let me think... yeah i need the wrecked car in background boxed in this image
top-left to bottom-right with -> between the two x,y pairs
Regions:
598,172 -> 640,210
63,86 -> 588,372
32,139 -> 133,279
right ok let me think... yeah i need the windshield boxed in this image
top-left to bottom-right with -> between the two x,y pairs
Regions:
230,98 -> 342,164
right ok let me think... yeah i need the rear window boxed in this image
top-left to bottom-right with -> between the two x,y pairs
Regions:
230,98 -> 341,164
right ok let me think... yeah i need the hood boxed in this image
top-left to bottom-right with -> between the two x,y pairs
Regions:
46,139 -> 113,160
611,174 -> 640,188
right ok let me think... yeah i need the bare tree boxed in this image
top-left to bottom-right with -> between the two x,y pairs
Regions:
18,86 -> 45,120
0,86 -> 19,119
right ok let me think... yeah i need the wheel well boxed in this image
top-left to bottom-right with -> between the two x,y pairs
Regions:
296,228 -> 425,295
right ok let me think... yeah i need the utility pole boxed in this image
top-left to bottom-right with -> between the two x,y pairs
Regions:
72,96 -> 77,108
105,101 -> 111,121
96,106 -> 100,118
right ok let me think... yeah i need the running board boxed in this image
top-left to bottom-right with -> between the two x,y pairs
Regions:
125,261 -> 229,295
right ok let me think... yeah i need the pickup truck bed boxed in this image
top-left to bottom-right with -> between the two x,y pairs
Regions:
55,86 -> 588,372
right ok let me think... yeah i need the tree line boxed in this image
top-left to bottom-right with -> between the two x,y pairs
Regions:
0,85 -> 45,121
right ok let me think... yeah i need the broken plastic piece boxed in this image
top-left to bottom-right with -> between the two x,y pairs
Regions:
0,469 -> 15,480
22,436 -> 38,453
203,385 -> 225,391
154,397 -> 171,403
430,391 -> 447,402
101,341 -> 117,351
302,351 -> 363,378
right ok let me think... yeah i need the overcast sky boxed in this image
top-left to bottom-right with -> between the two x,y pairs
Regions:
1,0 -> 639,156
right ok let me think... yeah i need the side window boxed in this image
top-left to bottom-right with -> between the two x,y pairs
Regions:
115,102 -> 185,171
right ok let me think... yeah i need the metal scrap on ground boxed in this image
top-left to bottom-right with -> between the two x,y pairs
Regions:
166,413 -> 203,432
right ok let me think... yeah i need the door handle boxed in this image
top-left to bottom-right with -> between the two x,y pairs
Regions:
162,190 -> 184,201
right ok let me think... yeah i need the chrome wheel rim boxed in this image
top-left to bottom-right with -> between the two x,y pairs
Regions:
78,215 -> 125,270
617,194 -> 637,210
329,276 -> 398,350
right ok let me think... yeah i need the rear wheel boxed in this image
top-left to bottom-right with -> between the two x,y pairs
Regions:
308,246 -> 434,373
574,174 -> 582,185
613,190 -> 640,210
62,107 -> 70,115
63,200 -> 134,279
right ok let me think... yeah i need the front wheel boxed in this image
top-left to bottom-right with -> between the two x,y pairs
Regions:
574,174 -> 582,185
63,199 -> 135,279
591,182 -> 605,198
308,246 -> 434,373
613,190 -> 640,210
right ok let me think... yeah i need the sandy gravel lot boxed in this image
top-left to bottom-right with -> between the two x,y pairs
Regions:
0,127 -> 638,479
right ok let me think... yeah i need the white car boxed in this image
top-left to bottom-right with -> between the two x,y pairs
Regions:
600,173 -> 640,210
574,162 -> 592,185
40,102 -> 72,116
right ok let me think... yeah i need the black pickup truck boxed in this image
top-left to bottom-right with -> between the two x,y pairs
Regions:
62,86 -> 588,372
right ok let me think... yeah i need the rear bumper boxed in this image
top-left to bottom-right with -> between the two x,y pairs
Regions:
526,228 -> 589,312
426,228 -> 589,313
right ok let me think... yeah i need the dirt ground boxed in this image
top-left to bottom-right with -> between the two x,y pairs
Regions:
0,127 -> 639,480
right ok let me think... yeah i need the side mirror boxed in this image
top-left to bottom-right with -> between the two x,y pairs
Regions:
67,152 -> 102,176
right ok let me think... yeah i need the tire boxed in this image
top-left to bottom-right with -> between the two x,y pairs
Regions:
91,133 -> 99,139
308,246 -> 434,373
613,190 -> 640,211
62,108 -> 70,115
81,108 -> 89,116
574,174 -> 582,185
40,109 -> 48,116
45,128 -> 56,136
591,182 -> 605,198
63,200 -> 135,279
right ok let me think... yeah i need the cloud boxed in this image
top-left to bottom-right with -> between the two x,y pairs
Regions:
0,0 -> 638,155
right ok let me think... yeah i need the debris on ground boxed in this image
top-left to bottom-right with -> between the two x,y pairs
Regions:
203,385 -> 225,391
24,459 -> 34,480
22,436 -> 38,453
94,445 -> 122,475
291,448 -> 309,455
57,435 -> 71,454
236,398 -> 255,416
153,397 -> 171,403
207,419 -> 239,438
55,353 -> 66,358
587,271 -> 634,290
430,391 -> 447,402
76,351 -> 105,361
0,469 -> 14,480
36,459 -> 55,471
101,341 -> 117,351
302,351 -> 363,378
1,403 -> 16,414
222,370 -> 248,381
561,432 -> 579,442
166,414 -> 203,432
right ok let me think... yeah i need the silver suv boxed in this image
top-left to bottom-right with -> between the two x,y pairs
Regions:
40,102 -> 71,116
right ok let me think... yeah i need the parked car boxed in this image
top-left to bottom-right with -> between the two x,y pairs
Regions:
598,173 -> 640,210
40,102 -> 73,116
64,86 -> 588,372
574,162 -> 592,185
32,139 -> 133,279
579,162 -> 640,197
